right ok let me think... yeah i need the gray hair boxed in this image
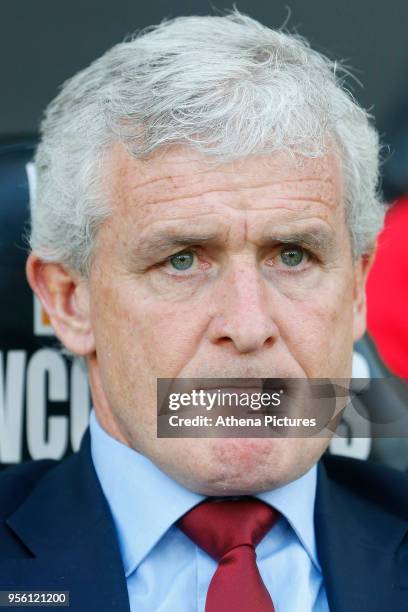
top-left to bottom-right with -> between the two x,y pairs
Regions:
30,10 -> 384,275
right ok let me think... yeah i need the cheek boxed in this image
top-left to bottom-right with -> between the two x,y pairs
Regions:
93,277 -> 210,378
138,297 -> 210,376
279,274 -> 355,376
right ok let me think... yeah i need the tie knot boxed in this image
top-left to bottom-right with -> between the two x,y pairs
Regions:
177,497 -> 279,561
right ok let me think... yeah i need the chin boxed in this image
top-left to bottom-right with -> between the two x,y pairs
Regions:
171,437 -> 323,496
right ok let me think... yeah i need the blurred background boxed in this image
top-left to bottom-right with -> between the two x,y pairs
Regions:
1,0 -> 408,156
1,0 -> 407,469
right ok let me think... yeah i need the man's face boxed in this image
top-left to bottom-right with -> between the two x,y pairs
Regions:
76,144 -> 368,494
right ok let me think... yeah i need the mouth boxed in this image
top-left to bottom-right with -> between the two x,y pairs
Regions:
196,378 -> 265,392
163,377 -> 291,396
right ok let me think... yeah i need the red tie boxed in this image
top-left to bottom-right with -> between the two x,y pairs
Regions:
177,497 -> 279,612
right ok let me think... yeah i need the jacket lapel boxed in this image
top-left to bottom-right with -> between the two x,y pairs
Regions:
1,428 -> 130,612
315,457 -> 408,612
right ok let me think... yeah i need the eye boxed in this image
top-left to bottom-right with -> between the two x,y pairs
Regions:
168,250 -> 195,271
280,245 -> 305,267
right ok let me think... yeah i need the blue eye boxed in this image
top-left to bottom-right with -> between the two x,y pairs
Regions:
280,246 -> 304,267
169,250 -> 195,270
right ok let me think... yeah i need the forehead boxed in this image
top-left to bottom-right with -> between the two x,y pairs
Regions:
104,142 -> 343,225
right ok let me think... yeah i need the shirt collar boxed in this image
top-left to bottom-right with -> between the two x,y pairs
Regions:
257,463 -> 319,570
89,408 -> 320,577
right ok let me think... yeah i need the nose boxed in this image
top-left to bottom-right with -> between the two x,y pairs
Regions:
207,264 -> 279,354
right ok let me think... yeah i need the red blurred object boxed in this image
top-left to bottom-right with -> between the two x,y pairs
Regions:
366,196 -> 408,378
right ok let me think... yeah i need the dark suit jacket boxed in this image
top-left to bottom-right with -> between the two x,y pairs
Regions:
0,428 -> 407,611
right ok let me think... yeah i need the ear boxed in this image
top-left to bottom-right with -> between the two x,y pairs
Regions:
352,248 -> 376,342
25,253 -> 96,356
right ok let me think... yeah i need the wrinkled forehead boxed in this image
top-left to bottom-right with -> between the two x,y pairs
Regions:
103,142 -> 344,217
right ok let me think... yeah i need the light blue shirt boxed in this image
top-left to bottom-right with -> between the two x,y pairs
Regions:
90,409 -> 329,611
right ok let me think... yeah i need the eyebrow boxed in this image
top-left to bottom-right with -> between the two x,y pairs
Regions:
266,229 -> 335,253
135,233 -> 218,257
135,226 -> 335,260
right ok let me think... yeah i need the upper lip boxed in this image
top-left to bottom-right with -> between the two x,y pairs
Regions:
163,378 -> 289,396
190,379 -> 266,391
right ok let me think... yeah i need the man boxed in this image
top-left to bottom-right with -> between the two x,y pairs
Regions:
1,11 -> 407,612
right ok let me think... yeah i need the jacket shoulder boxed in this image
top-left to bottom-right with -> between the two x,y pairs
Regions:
0,459 -> 59,557
0,459 -> 59,518
321,453 -> 408,519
